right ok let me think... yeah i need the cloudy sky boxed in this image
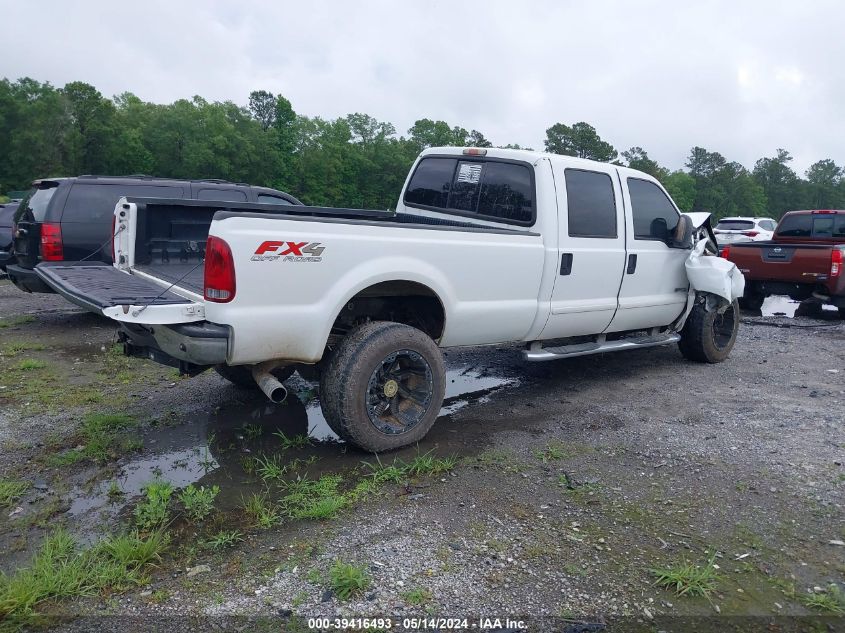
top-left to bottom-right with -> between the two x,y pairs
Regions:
2,0 -> 842,173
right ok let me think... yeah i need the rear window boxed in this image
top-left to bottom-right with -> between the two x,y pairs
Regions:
404,157 -> 534,224
257,194 -> 292,205
776,214 -> 845,238
15,185 -> 58,222
196,188 -> 247,202
62,183 -> 185,223
716,220 -> 755,231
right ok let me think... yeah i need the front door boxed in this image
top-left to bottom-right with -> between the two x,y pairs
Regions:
608,176 -> 689,332
539,165 -> 626,339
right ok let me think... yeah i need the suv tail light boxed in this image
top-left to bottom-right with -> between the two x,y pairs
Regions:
741,231 -> 759,237
40,223 -> 64,261
204,235 -> 236,302
720,245 -> 730,259
832,249 -> 843,278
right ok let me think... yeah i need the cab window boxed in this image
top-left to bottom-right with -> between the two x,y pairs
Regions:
627,178 -> 679,241
565,169 -> 617,238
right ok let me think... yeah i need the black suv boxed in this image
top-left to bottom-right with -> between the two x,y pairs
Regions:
9,176 -> 300,293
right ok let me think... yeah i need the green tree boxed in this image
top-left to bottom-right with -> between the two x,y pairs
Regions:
752,149 -> 800,217
622,146 -> 668,179
62,81 -> 117,174
248,90 -> 277,130
544,122 -> 617,162
804,159 -> 843,209
662,171 -> 696,212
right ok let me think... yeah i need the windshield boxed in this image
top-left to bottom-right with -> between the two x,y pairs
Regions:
13,184 -> 58,223
715,220 -> 754,231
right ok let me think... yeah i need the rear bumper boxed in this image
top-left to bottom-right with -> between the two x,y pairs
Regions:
120,321 -> 230,371
6,264 -> 53,293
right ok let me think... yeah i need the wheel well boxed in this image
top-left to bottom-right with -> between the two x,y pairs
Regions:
330,281 -> 445,340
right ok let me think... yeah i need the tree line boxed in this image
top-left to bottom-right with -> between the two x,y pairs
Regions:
1,78 -> 843,218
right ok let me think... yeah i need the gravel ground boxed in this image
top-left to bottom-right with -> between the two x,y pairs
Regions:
0,280 -> 843,632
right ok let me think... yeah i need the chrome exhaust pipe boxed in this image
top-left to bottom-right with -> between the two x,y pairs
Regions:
252,362 -> 288,403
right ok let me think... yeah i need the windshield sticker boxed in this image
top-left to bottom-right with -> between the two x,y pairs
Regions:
457,163 -> 483,184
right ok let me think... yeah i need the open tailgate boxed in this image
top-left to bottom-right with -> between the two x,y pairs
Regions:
35,263 -> 205,324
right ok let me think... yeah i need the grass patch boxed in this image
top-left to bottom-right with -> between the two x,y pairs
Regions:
204,530 -> 243,551
79,413 -> 141,463
651,555 -> 719,598
240,423 -> 263,440
0,528 -> 167,619
800,584 -> 845,614
328,561 -> 369,600
281,475 -> 347,520
134,479 -> 173,530
46,449 -> 85,467
362,450 -> 457,484
242,493 -> 280,528
255,454 -> 287,481
402,587 -> 432,605
15,359 -> 47,371
177,484 -> 219,523
273,430 -> 311,450
0,341 -> 46,357
0,479 -> 30,507
0,315 -> 35,329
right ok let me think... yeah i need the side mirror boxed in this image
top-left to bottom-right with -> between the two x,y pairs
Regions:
669,215 -> 694,249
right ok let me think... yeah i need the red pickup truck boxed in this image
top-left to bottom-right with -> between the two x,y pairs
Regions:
724,209 -> 844,316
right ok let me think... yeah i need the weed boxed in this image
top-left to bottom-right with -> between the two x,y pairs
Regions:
405,451 -> 457,476
402,587 -> 432,605
72,413 -> 140,463
0,315 -> 35,328
240,455 -> 258,475
106,481 -> 124,501
800,584 -> 845,614
328,560 -> 369,600
273,430 -> 311,450
535,443 -> 567,463
281,475 -> 347,520
651,555 -> 719,597
241,424 -> 263,440
0,528 -> 166,619
1,341 -> 46,356
178,484 -> 219,522
47,449 -> 85,467
15,359 -> 47,371
0,479 -> 29,507
306,567 -> 323,584
242,493 -> 280,528
255,454 -> 287,481
204,530 -> 243,550
134,479 -> 173,530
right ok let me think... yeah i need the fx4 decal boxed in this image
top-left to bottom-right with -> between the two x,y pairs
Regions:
251,240 -> 325,262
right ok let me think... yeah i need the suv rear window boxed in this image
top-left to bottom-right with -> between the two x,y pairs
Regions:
15,185 -> 58,223
196,188 -> 247,202
716,220 -> 755,231
775,214 -> 845,238
404,157 -> 534,224
62,183 -> 186,223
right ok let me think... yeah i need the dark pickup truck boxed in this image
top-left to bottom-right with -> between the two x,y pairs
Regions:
724,209 -> 845,316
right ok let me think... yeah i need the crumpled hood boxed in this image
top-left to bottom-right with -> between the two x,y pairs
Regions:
685,238 -> 745,302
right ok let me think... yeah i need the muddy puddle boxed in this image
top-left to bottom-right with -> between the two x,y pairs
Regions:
760,295 -> 840,319
63,363 -> 520,541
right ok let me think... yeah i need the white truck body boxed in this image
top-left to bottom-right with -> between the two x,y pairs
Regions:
36,147 -> 743,451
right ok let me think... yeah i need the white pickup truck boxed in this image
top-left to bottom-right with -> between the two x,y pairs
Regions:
37,147 -> 744,451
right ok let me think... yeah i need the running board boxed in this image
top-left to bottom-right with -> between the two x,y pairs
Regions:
523,333 -> 681,362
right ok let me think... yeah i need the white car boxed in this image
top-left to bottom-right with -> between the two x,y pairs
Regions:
714,216 -> 777,245
37,147 -> 744,452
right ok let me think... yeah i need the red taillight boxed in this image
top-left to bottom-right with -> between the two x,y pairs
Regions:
832,249 -> 843,278
204,236 -> 236,303
720,245 -> 731,259
741,231 -> 759,237
40,223 -> 63,261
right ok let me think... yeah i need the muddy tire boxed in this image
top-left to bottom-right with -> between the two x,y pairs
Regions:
738,292 -> 764,311
319,321 -> 445,452
678,297 -> 740,363
214,364 -> 295,388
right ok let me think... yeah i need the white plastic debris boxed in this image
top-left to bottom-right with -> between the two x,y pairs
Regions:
686,238 -> 745,302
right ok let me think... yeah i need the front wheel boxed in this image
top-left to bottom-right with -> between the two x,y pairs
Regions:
319,321 -> 445,452
678,297 -> 740,363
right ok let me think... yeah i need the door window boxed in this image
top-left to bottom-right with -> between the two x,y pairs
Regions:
627,178 -> 680,241
565,169 -> 617,238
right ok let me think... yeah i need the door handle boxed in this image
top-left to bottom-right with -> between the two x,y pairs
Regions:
626,254 -> 637,274
559,253 -> 573,276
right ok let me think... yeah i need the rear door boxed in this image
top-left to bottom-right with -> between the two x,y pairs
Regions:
608,177 -> 689,332
539,164 -> 626,338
